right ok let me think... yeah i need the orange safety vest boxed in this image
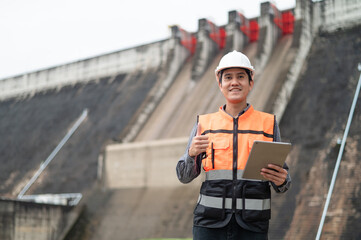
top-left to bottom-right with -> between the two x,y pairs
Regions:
199,105 -> 274,173
194,105 -> 275,232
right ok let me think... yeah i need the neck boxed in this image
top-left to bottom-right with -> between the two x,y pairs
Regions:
225,101 -> 248,118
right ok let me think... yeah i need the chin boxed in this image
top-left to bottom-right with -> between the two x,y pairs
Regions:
228,95 -> 245,101
228,99 -> 246,104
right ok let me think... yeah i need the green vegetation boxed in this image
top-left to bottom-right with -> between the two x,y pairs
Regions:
141,239 -> 192,240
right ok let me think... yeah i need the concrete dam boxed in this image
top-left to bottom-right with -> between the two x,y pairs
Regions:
1,0 -> 361,239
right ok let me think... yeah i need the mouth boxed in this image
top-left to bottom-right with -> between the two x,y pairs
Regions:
229,88 -> 242,92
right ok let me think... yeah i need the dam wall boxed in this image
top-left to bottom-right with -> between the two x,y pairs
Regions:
272,0 -> 314,120
0,198 -> 81,240
0,37 -> 189,101
103,138 -> 203,189
271,0 -> 361,120
3,0 -> 361,239
321,0 -> 361,31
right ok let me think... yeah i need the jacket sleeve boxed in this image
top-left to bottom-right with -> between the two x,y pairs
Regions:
271,118 -> 292,193
176,123 -> 202,183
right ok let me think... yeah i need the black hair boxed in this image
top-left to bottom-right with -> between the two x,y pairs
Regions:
218,68 -> 253,84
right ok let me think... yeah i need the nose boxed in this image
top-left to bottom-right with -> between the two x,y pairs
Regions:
230,78 -> 240,85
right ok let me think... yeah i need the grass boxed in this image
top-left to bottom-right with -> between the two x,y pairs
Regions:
141,239 -> 192,240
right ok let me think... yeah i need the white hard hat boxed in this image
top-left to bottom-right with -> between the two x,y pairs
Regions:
215,50 -> 255,81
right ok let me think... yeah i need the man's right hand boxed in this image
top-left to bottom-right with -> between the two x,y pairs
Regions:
189,123 -> 209,157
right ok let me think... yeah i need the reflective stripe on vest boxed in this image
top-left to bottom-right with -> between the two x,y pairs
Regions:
205,169 -> 243,180
198,194 -> 271,210
205,170 -> 266,181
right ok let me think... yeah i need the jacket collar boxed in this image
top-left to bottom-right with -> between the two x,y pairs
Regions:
219,104 -> 254,120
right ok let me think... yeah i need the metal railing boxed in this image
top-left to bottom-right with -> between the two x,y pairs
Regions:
20,193 -> 83,206
17,109 -> 88,200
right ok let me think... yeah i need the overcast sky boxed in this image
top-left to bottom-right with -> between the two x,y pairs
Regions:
0,0 -> 295,79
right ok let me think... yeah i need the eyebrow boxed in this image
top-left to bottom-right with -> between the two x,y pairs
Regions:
224,72 -> 246,76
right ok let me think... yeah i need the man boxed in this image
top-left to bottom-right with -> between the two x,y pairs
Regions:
176,50 -> 291,239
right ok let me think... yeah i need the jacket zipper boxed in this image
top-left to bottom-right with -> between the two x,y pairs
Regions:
232,117 -> 238,213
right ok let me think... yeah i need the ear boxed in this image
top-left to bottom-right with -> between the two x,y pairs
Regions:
218,80 -> 222,90
249,79 -> 254,91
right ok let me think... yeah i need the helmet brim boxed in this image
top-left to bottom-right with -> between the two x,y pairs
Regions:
215,66 -> 255,81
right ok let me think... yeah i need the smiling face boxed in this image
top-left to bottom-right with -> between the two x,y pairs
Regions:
218,68 -> 254,107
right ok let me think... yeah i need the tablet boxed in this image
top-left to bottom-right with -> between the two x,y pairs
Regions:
242,140 -> 292,181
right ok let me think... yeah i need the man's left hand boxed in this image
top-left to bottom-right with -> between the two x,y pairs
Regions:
260,164 -> 288,186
